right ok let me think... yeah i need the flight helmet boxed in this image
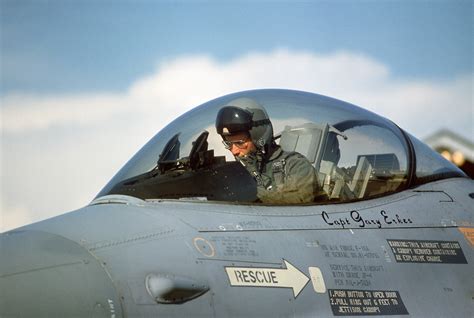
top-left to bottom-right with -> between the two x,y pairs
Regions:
215,98 -> 274,153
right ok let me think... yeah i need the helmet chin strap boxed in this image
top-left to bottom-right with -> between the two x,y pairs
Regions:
259,139 -> 278,156
255,139 -> 278,173
255,138 -> 266,152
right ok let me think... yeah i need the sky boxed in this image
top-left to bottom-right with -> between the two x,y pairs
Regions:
1,0 -> 472,231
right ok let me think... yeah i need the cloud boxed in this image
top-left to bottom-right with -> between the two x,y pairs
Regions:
1,93 -> 130,133
1,48 -> 472,231
2,48 -> 471,137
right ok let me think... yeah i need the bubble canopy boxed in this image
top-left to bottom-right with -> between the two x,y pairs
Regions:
97,89 -> 465,204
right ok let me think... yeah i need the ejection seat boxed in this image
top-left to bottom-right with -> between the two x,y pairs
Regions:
278,123 -> 349,200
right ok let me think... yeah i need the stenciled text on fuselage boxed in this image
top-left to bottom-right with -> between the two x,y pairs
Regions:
322,210 -> 413,229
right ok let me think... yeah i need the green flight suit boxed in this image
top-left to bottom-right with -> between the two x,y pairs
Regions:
237,146 -> 320,204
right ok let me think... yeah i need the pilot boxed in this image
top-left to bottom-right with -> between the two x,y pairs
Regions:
215,98 -> 321,204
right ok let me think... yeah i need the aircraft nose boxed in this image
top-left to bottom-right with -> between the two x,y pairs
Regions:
0,230 -> 123,318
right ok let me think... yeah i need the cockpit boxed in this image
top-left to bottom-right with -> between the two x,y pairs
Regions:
96,89 -> 466,205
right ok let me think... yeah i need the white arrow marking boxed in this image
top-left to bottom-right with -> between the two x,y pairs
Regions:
225,259 -> 310,298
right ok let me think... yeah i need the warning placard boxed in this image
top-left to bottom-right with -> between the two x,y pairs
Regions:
328,289 -> 408,316
387,239 -> 467,264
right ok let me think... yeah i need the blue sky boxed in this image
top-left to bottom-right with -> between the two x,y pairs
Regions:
1,0 -> 472,231
2,1 -> 472,94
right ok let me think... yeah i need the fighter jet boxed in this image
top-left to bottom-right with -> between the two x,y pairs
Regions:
1,89 -> 472,317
